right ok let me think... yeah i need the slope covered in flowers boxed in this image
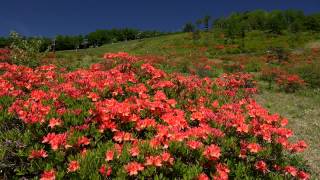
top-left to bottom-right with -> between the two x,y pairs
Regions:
0,53 -> 310,179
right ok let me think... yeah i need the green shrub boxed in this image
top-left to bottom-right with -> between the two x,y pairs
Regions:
289,63 -> 320,88
9,31 -> 48,68
245,59 -> 263,72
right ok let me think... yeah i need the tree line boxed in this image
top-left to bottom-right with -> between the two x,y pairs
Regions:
2,10 -> 320,51
0,28 -> 168,51
183,9 -> 320,36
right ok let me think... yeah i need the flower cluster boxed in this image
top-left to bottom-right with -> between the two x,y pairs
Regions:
0,48 -> 10,61
276,74 -> 305,93
103,52 -> 139,62
261,67 -> 305,92
0,53 -> 310,179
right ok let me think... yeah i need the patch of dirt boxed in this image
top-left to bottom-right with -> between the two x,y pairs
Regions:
305,41 -> 320,49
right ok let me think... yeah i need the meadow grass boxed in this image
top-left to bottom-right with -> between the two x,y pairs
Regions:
255,87 -> 320,177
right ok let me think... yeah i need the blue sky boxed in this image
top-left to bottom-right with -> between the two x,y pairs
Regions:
1,0 -> 320,37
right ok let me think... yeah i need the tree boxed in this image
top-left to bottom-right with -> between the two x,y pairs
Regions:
247,10 -> 267,30
0,37 -> 10,48
203,15 -> 211,31
183,22 -> 196,32
267,10 -> 286,35
304,14 -> 320,31
211,10 -> 320,35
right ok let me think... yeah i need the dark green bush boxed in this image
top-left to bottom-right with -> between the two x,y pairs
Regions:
245,60 -> 263,72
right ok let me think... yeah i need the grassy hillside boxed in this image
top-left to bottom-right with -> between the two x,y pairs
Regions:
55,31 -> 319,69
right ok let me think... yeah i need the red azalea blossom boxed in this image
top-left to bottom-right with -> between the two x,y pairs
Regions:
67,160 -> 80,173
255,160 -> 268,173
105,150 -> 114,162
42,133 -> 68,151
29,149 -> 48,159
284,166 -> 298,177
145,155 -> 163,167
129,146 -> 140,157
281,118 -> 288,127
103,52 -> 138,62
187,140 -> 203,150
203,144 -> 221,161
289,140 -> 308,153
212,100 -> 219,108
198,173 -> 210,180
247,143 -> 262,153
124,162 -> 144,176
48,118 -> 62,129
99,164 -> 112,176
161,152 -> 174,165
40,169 -> 56,180
87,92 -> 100,101
77,136 -> 90,147
113,131 -> 133,143
214,163 -> 230,180
297,171 -> 310,180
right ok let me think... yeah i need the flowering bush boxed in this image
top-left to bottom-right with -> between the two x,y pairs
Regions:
276,74 -> 305,93
288,62 -> 320,88
0,53 -> 310,179
260,67 -> 286,89
261,67 -> 305,92
0,48 -> 10,62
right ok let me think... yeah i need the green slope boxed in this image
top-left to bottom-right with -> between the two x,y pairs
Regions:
56,31 -> 318,61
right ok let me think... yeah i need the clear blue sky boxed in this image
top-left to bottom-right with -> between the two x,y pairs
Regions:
1,0 -> 319,37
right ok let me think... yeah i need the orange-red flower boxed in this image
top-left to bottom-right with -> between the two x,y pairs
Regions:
29,149 -> 48,159
161,152 -> 174,165
289,140 -> 308,153
48,118 -> 62,129
247,143 -> 262,153
42,133 -> 68,151
255,161 -> 268,173
87,92 -> 99,102
214,163 -> 230,180
129,146 -> 140,157
40,169 -> 56,180
297,171 -> 310,180
284,166 -> 297,177
67,160 -> 80,173
124,162 -> 144,176
99,164 -> 112,176
77,136 -> 90,147
105,150 -> 114,162
145,155 -> 163,167
198,173 -> 209,180
203,144 -> 221,161
187,140 -> 203,150
212,100 -> 219,109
